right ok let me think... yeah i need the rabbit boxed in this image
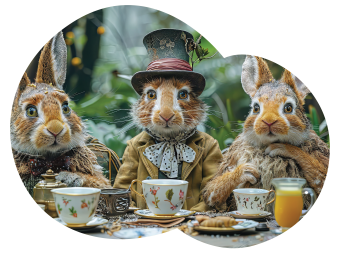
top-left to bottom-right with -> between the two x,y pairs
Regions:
202,55 -> 329,211
11,31 -> 110,189
114,76 -> 223,211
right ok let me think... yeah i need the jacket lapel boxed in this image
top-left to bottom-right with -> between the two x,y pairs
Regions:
181,132 -> 204,180
137,132 -> 159,179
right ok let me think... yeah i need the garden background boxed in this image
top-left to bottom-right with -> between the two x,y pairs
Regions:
24,5 -> 329,158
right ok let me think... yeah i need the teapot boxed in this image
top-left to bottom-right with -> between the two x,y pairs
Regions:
33,169 -> 67,217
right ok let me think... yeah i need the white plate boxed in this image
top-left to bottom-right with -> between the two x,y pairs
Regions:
194,220 -> 259,233
113,228 -> 164,239
55,216 -> 108,230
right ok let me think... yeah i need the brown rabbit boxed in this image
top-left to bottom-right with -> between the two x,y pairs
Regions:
11,32 -> 110,189
114,77 -> 223,211
203,55 -> 329,211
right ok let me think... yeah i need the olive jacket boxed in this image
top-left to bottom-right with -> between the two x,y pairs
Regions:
113,131 -> 223,212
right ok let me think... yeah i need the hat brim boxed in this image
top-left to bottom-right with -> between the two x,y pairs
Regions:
131,70 -> 205,96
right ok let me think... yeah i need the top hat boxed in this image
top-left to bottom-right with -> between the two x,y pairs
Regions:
131,29 -> 205,96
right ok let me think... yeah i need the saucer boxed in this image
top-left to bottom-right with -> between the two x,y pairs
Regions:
229,211 -> 271,219
134,209 -> 195,220
55,216 -> 108,231
194,220 -> 258,234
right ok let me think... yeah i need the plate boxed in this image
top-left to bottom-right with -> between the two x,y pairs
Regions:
194,220 -> 259,234
113,228 -> 164,239
55,217 -> 108,231
229,211 -> 271,219
134,209 -> 195,220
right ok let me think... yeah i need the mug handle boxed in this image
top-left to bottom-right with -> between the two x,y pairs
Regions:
301,188 -> 316,216
266,190 -> 276,205
129,180 -> 147,204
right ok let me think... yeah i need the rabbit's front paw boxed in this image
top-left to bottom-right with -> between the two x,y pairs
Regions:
56,172 -> 84,187
239,164 -> 259,186
265,143 -> 294,158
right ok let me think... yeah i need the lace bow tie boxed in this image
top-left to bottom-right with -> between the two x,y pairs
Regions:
29,156 -> 71,176
143,129 -> 197,178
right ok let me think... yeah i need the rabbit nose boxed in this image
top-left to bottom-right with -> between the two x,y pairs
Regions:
262,120 -> 277,127
47,120 -> 64,137
48,130 -> 60,137
160,114 -> 175,122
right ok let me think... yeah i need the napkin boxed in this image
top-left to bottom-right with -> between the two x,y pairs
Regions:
124,217 -> 185,228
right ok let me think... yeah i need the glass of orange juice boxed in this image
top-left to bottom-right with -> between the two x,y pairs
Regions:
271,178 -> 316,233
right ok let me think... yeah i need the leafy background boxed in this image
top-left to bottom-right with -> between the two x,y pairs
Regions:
25,5 -> 329,158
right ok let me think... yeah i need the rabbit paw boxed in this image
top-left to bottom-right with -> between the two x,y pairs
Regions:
56,172 -> 84,187
265,143 -> 293,158
237,164 -> 259,187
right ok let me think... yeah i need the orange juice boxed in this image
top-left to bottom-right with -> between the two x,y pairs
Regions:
275,188 -> 303,228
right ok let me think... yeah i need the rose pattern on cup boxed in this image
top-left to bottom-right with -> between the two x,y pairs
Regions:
69,206 -> 77,217
62,197 -> 71,207
150,186 -> 160,209
81,200 -> 88,209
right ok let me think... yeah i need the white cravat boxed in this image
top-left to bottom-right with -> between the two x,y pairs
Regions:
143,129 -> 197,178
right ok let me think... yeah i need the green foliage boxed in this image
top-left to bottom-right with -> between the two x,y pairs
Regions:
306,105 -> 329,144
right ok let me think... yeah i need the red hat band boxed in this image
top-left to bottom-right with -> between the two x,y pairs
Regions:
147,58 -> 192,71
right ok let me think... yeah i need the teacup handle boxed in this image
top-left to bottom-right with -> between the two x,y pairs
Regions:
266,190 -> 276,205
130,180 -> 147,204
301,188 -> 316,216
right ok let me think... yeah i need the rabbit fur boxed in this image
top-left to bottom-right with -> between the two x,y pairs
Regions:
203,55 -> 329,211
131,77 -> 208,136
11,32 -> 110,189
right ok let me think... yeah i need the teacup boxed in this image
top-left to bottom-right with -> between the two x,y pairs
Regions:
233,188 -> 275,215
51,187 -> 100,227
130,179 -> 188,216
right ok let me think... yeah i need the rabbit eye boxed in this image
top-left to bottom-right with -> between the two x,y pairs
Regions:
284,103 -> 293,113
147,90 -> 157,100
253,103 -> 260,114
26,106 -> 38,117
178,90 -> 188,100
62,103 -> 71,115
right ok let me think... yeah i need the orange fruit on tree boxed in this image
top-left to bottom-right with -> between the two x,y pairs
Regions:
71,57 -> 81,66
97,26 -> 105,35
66,31 -> 75,39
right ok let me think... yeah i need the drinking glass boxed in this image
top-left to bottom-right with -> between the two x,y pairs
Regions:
271,178 -> 316,233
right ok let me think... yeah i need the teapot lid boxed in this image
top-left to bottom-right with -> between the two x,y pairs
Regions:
35,169 -> 67,189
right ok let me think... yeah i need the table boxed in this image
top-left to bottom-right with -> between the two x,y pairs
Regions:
73,213 -> 280,248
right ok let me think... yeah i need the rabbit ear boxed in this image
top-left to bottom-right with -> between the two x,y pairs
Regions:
13,73 -> 31,107
280,69 -> 310,101
241,55 -> 274,97
36,31 -> 67,89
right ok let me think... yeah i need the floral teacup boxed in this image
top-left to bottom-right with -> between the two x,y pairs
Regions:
233,188 -> 275,215
51,187 -> 100,227
130,179 -> 188,216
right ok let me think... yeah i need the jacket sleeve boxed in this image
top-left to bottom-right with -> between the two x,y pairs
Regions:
113,140 -> 139,206
190,139 -> 223,212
